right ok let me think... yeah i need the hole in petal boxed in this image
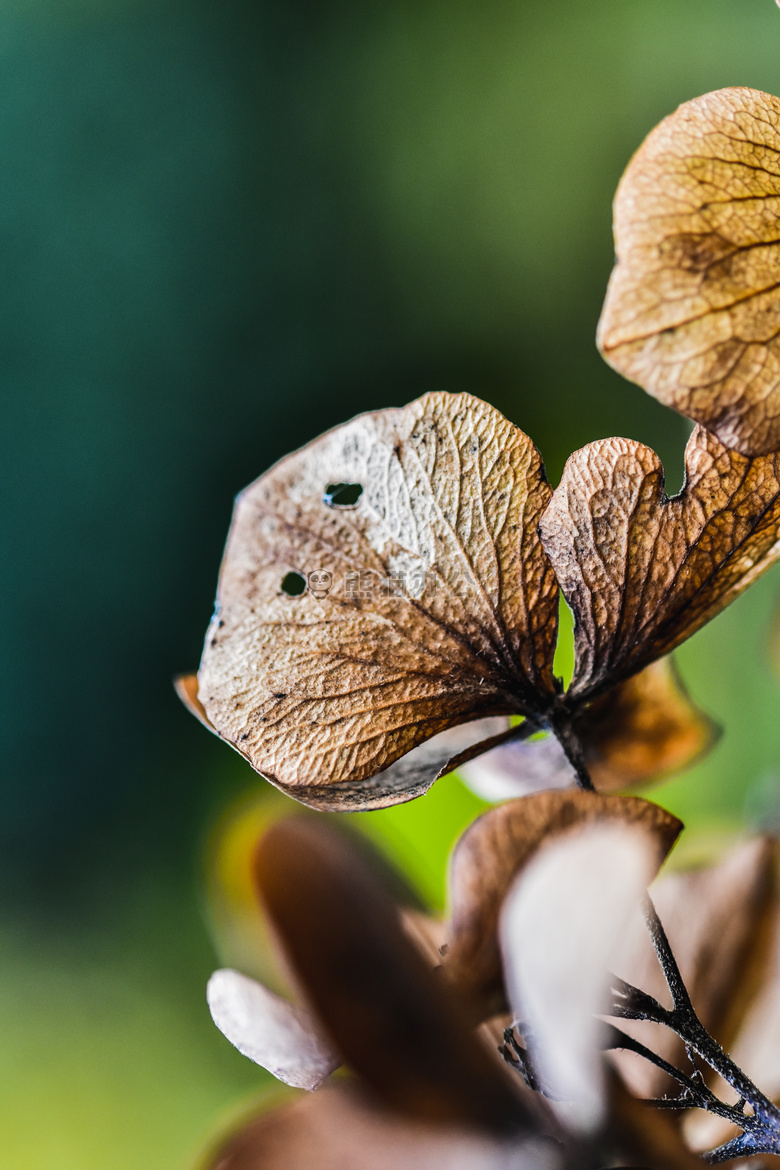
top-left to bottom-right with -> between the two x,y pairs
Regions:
281,571 -> 307,596
324,482 -> 363,507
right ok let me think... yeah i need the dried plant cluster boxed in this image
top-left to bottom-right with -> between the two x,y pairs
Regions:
181,88 -> 780,1168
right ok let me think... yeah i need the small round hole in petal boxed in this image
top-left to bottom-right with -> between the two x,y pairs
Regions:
281,571 -> 307,596
324,482 -> 363,507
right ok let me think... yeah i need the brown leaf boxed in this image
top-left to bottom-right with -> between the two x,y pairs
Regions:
444,791 -> 682,1012
539,425 -> 780,697
611,838 -> 778,1100
598,87 -> 780,457
197,1083 -> 564,1170
575,658 -> 718,791
253,817 -> 532,1134
194,392 -> 559,810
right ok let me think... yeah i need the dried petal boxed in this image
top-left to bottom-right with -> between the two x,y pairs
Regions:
198,1083 -> 563,1170
500,823 -> 658,1132
539,426 -> 780,696
193,393 -> 558,810
599,87 -> 780,456
174,672 -> 215,733
678,843 -> 780,1133
445,791 -> 681,1010
575,657 -> 718,790
254,817 -> 530,1134
457,730 -> 575,802
206,969 -> 340,1090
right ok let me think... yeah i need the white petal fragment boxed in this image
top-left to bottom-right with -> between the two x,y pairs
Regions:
499,825 -> 656,1133
207,969 -> 341,1091
458,733 -> 575,802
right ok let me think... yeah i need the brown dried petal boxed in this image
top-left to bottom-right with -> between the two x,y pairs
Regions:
254,817 -> 531,1134
195,392 -> 558,810
539,425 -> 780,696
444,791 -> 681,1011
575,657 -> 718,791
598,87 -> 780,456
197,1084 -> 563,1170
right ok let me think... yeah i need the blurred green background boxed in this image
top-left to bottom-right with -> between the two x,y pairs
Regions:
4,0 -> 780,1164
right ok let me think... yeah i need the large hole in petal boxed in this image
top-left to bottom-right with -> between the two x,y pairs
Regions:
324,482 -> 363,507
281,571 -> 307,597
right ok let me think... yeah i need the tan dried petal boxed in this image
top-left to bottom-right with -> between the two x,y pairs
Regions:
598,87 -> 780,456
575,658 -> 718,791
197,1084 -> 563,1170
444,791 -> 681,1011
195,392 -> 558,810
457,729 -> 575,802
539,425 -> 780,696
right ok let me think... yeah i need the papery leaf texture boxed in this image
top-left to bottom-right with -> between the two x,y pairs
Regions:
444,790 -> 681,1010
539,425 -> 780,697
195,392 -> 558,809
599,87 -> 780,456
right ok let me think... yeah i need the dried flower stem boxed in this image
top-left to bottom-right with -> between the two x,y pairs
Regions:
548,715 -> 596,792
606,896 -> 780,1162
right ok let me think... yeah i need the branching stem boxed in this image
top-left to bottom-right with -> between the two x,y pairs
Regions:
604,895 -> 780,1161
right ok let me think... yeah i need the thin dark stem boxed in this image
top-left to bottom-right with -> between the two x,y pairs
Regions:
642,895 -> 778,1121
548,715 -> 595,792
602,899 -> 780,1160
641,895 -> 694,1014
603,1025 -> 751,1128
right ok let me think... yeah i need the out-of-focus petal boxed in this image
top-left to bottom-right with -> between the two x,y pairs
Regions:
207,969 -> 340,1091
197,1083 -> 563,1170
576,658 -> 718,792
444,791 -> 681,1011
254,817 -> 531,1134
457,734 -> 574,802
500,824 -> 659,1133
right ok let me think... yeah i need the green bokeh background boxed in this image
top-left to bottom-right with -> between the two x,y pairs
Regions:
4,0 -> 780,1164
